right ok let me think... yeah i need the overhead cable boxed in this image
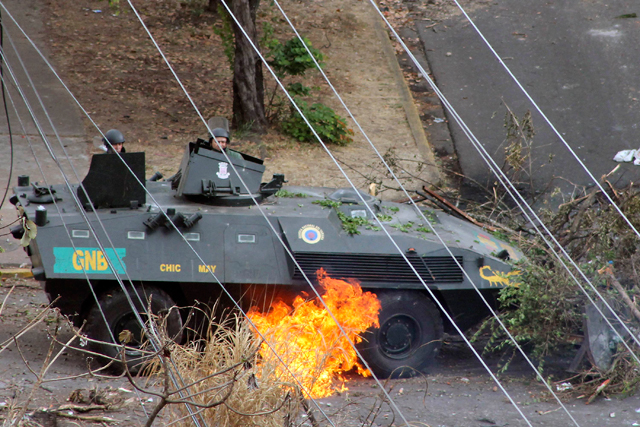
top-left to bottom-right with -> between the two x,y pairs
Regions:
366,0 -> 640,362
0,31 -> 208,427
448,0 -> 640,241
263,0 -> 587,423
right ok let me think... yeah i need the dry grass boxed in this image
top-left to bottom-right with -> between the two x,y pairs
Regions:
150,313 -> 300,427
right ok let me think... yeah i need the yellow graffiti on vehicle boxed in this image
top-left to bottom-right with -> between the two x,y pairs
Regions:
479,266 -> 521,288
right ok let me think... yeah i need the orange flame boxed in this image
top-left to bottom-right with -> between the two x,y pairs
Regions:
247,269 -> 381,398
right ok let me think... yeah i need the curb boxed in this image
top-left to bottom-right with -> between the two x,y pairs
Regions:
0,268 -> 33,278
371,9 -> 442,183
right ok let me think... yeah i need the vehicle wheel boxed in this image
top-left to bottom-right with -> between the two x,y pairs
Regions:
357,291 -> 443,379
84,285 -> 183,374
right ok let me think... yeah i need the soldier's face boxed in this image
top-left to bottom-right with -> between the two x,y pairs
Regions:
113,142 -> 123,153
215,137 -> 228,150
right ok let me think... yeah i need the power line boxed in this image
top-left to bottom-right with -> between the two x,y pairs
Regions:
367,0 -> 640,361
0,1 -> 576,426
261,0 -> 589,424
4,1 -> 629,425
0,5 -> 15,212
448,0 -> 640,243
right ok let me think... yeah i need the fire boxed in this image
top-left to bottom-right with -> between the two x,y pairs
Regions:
247,269 -> 381,398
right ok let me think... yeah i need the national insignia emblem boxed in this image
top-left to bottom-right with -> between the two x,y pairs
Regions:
298,224 -> 325,244
217,162 -> 230,179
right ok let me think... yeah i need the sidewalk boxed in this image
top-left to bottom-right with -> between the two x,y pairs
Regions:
0,0 -> 89,271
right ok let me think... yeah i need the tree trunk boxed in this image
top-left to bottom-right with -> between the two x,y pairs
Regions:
208,0 -> 219,12
231,0 -> 267,133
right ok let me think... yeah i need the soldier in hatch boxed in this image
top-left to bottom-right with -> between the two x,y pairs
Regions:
102,129 -> 126,154
209,127 -> 242,161
169,127 -> 242,190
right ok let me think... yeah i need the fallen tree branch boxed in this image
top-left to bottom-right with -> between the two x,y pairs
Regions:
419,185 -> 498,232
54,403 -> 110,413
55,411 -> 119,423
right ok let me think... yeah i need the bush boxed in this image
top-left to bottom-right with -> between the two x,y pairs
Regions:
267,36 -> 324,78
475,248 -> 584,373
282,99 -> 354,145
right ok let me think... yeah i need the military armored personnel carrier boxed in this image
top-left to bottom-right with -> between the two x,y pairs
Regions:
9,137 -> 521,378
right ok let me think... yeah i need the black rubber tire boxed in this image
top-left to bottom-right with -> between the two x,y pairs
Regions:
357,290 -> 443,379
84,285 -> 183,374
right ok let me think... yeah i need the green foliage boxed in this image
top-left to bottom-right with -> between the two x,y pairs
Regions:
491,229 -> 511,243
390,221 -> 414,233
336,211 -> 371,235
259,33 -> 352,146
260,21 -> 277,57
416,226 -> 432,233
286,82 -> 311,97
462,103 -> 640,394
282,99 -> 354,145
213,4 -> 235,70
275,189 -> 308,198
387,206 -> 400,213
267,37 -> 324,78
312,199 -> 341,209
419,209 -> 437,223
313,199 -> 372,235
108,0 -> 121,15
474,251 -> 584,373
376,214 -> 393,222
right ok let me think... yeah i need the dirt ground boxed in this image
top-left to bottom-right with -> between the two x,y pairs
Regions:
3,276 -> 640,426
43,0 -> 441,197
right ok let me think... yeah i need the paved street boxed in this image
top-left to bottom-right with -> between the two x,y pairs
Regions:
418,0 -> 640,199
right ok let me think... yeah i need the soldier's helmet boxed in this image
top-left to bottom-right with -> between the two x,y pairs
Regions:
211,128 -> 230,141
103,129 -> 125,145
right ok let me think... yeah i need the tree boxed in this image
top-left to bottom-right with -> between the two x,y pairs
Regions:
229,0 -> 267,133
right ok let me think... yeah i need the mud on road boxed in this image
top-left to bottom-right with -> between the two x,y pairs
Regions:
2,276 -> 640,426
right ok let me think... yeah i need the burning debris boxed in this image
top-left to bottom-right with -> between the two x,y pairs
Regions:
248,269 -> 381,398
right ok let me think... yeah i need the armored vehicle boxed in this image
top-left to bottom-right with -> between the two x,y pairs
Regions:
9,137 -> 521,378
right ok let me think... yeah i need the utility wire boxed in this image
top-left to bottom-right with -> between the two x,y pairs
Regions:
1,1 -> 608,426
0,51 -> 154,421
264,0 -> 587,424
123,1 -> 412,424
197,0 -> 536,424
3,1 -> 552,426
0,6 -> 15,211
366,0 -> 640,361
0,1 -> 476,426
0,38 -> 207,427
448,1 -> 640,244
0,5 -> 337,425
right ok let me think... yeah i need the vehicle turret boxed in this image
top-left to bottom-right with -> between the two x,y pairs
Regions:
172,139 -> 285,206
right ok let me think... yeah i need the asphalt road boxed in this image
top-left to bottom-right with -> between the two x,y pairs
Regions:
418,0 -> 640,199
